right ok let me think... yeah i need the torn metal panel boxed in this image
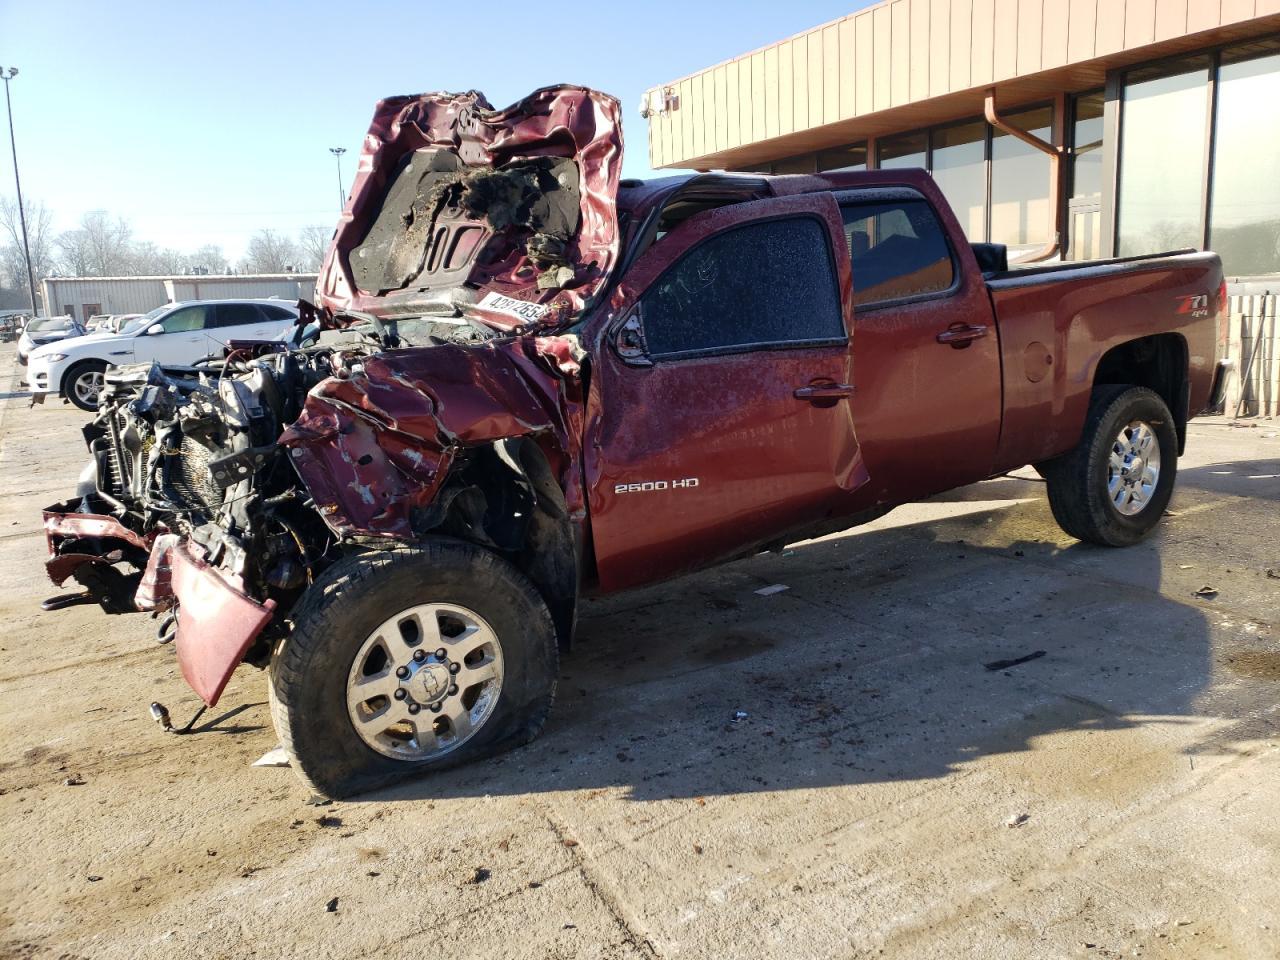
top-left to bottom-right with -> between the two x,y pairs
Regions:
317,85 -> 623,330
280,335 -> 584,539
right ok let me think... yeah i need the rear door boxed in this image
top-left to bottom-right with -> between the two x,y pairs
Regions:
584,193 -> 869,592
207,303 -> 276,351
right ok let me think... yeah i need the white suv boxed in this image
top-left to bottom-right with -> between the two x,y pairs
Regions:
28,299 -> 301,411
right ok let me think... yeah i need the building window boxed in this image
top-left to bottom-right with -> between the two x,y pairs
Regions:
1209,49 -> 1280,277
817,143 -> 867,172
1068,91 -> 1104,260
991,107 -> 1053,257
1117,57 -> 1211,258
772,154 -> 817,175
929,121 -> 986,240
878,132 -> 927,170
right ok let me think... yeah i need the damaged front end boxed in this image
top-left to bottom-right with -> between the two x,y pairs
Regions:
42,84 -> 620,708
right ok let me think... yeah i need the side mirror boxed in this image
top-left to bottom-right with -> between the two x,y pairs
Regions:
613,311 -> 652,366
147,323 -> 164,336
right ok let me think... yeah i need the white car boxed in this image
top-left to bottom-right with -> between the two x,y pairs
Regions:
28,299 -> 301,411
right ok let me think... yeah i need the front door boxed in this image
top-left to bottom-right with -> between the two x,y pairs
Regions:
584,193 -> 869,592
144,304 -> 213,365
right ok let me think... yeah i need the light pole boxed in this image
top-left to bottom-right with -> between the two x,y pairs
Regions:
329,147 -> 347,211
1,66 -> 39,317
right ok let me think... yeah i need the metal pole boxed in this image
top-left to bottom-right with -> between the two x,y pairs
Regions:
329,147 -> 346,212
1,68 -> 39,316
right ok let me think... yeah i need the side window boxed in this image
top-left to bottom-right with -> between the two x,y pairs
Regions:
261,304 -> 297,322
214,303 -> 265,328
840,200 -> 955,306
640,216 -> 845,358
160,306 -> 212,333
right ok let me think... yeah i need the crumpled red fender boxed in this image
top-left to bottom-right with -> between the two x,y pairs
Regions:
279,336 -> 584,538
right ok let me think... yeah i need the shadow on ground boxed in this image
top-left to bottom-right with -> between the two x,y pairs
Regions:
348,458 -> 1277,805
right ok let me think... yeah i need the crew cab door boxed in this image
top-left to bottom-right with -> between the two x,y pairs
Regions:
584,193 -> 868,592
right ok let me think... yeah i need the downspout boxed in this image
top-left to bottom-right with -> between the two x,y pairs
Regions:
984,89 -> 1065,263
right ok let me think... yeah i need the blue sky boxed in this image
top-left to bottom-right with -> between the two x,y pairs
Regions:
0,0 -> 869,259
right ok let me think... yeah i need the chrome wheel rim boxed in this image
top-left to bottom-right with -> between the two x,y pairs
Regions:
1107,420 -> 1161,516
73,370 -> 104,406
346,603 -> 504,761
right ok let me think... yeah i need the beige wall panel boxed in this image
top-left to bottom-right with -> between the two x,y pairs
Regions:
1154,0 -> 1190,38
1125,0 -> 1158,47
972,0 -> 996,85
725,61 -> 740,149
874,5 -> 893,109
794,35 -> 810,131
823,25 -> 841,123
950,0 -> 974,91
680,78 -> 695,162
1220,0 -> 1256,22
994,0 -> 1019,81
930,0 -> 951,96
1017,0 -> 1043,74
808,30 -> 829,128
1068,0 -> 1098,61
1042,0 -> 1069,68
751,52 -> 767,142
738,57 -> 753,145
669,86 -> 683,165
1186,0 -> 1222,31
1257,0 -> 1280,14
764,47 -> 780,139
839,18 -> 858,117
778,41 -> 794,135
702,72 -> 716,157
856,13 -> 875,114
892,1 -> 912,104
1096,0 -> 1126,55
910,0 -> 931,100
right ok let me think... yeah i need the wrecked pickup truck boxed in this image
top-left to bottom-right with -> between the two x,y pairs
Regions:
42,84 -> 1229,798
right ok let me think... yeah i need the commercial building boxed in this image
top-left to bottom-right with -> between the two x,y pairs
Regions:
41,274 -> 318,324
642,1 -> 1278,412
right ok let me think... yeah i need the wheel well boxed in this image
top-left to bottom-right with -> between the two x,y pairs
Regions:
1092,334 -> 1189,453
60,357 -> 106,396
423,439 -> 579,651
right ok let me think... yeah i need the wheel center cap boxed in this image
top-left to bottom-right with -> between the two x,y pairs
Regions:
405,661 -> 451,704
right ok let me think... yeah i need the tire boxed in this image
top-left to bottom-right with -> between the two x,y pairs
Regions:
270,539 -> 558,798
63,360 -> 108,412
1042,385 -> 1178,547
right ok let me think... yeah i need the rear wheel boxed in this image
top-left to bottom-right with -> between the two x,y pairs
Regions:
269,540 -> 558,798
1042,385 -> 1178,546
64,360 -> 108,412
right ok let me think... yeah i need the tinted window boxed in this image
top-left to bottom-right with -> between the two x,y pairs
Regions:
840,200 -> 954,306
215,303 -> 264,328
261,304 -> 297,321
160,306 -> 212,333
641,217 -> 845,358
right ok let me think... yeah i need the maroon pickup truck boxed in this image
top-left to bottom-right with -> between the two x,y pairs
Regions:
41,85 -> 1229,797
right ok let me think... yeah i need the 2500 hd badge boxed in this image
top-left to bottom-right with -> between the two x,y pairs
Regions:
614,478 -> 700,494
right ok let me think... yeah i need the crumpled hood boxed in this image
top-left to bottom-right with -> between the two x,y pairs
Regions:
315,84 -> 623,332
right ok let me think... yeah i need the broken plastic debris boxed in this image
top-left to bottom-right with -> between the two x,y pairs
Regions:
1006,813 -> 1030,828
252,746 -> 291,768
1194,585 -> 1219,600
731,710 -> 749,723
754,584 -> 789,597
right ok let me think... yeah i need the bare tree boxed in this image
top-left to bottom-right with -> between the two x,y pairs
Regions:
0,195 -> 57,297
241,229 -> 299,273
296,225 -> 331,272
186,244 -> 229,275
56,210 -> 134,276
129,241 -> 186,275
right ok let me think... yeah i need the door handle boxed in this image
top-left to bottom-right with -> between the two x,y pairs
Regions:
794,382 -> 854,403
936,323 -> 988,348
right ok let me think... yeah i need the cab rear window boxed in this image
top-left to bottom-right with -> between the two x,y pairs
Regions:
841,200 -> 955,306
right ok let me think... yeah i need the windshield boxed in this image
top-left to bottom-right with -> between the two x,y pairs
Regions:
29,317 -> 77,333
119,306 -> 169,335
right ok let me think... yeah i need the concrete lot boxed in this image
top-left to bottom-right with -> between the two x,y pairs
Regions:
0,342 -> 1276,960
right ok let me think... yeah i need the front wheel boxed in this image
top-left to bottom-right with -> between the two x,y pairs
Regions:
64,360 -> 108,412
269,540 -> 558,798
1042,385 -> 1178,547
